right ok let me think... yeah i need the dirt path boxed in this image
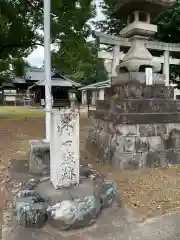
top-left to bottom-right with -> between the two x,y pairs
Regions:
0,118 -> 44,204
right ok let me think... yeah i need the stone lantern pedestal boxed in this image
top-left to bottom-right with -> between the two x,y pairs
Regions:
87,82 -> 180,169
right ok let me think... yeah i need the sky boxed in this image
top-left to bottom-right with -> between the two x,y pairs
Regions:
26,0 -> 105,67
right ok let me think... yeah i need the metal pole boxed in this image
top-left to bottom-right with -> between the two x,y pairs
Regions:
44,0 -> 52,142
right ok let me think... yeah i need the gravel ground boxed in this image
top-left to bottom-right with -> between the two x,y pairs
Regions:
1,111 -> 180,223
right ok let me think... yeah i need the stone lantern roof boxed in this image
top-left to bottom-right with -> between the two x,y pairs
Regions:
112,0 -> 176,18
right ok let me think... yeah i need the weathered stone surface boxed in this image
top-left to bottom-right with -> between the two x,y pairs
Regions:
29,140 -> 50,175
44,178 -> 116,230
115,124 -> 138,136
146,151 -> 167,168
164,129 -> 180,149
89,110 -> 180,124
99,130 -> 109,147
16,193 -> 48,229
108,122 -> 116,134
135,137 -> 149,152
148,136 -> 163,151
122,137 -> 135,152
96,99 -> 180,114
93,180 -> 116,208
113,152 -> 134,169
168,123 -> 180,133
17,190 -> 44,201
139,125 -> 156,136
80,165 -> 93,179
113,73 -> 165,84
165,149 -> 180,164
15,167 -> 116,231
47,196 -> 102,230
21,179 -> 40,191
87,119 -> 180,169
156,124 -> 168,135
104,83 -> 174,100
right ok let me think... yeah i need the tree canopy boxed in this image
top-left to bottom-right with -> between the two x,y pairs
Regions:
0,0 -> 43,85
95,0 -> 180,42
0,0 -> 107,86
0,0 -> 43,60
50,0 -> 108,85
52,40 -> 108,85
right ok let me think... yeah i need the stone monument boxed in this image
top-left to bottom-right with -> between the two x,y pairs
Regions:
16,97 -> 116,231
87,0 -> 180,169
50,109 -> 79,189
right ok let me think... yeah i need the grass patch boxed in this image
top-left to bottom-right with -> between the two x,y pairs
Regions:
0,106 -> 45,119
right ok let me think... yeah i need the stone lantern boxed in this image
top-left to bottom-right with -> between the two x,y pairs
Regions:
112,0 -> 175,82
87,0 -> 180,169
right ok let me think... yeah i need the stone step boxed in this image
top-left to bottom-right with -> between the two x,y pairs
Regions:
96,99 -> 180,113
104,83 -> 174,100
89,110 -> 180,124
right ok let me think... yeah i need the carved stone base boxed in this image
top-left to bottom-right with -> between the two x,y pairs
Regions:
15,167 -> 116,231
112,73 -> 164,85
29,140 -> 50,175
87,117 -> 180,169
104,83 -> 174,100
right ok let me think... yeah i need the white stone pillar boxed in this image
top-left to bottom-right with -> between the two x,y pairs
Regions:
82,91 -> 85,104
112,45 -> 120,77
92,91 -> 96,105
99,89 -> 105,100
163,50 -> 170,86
50,109 -> 79,189
146,13 -> 150,23
134,11 -> 139,21
82,90 -> 87,105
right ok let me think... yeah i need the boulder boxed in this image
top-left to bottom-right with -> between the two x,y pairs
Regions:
47,196 -> 101,230
16,191 -> 48,228
94,178 -> 116,208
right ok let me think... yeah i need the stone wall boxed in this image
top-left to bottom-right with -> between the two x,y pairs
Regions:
104,83 -> 174,99
87,117 -> 180,169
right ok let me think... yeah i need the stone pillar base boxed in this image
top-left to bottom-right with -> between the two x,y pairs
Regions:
29,140 -> 50,175
87,119 -> 180,169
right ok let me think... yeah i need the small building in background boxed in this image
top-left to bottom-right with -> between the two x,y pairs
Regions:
0,82 -> 17,106
13,67 -> 81,107
79,80 -> 180,106
79,80 -> 111,106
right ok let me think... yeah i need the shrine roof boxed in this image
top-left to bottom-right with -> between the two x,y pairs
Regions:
14,67 -> 81,87
79,80 -> 110,91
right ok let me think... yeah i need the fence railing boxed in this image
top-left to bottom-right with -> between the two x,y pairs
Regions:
0,93 -> 35,106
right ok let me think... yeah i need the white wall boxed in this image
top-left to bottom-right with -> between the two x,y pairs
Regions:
82,90 -> 87,105
174,88 -> 180,100
99,89 -> 105,100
